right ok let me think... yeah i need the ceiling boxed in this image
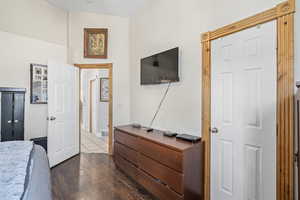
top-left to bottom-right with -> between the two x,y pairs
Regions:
47,0 -> 151,17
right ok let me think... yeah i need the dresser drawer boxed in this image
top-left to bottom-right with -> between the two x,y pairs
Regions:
114,142 -> 138,165
139,138 -> 183,172
139,154 -> 183,194
138,169 -> 183,200
114,153 -> 138,180
114,130 -> 139,150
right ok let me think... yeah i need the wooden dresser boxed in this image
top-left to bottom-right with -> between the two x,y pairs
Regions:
113,125 -> 203,200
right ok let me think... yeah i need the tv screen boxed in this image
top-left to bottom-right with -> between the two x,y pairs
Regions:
141,47 -> 179,85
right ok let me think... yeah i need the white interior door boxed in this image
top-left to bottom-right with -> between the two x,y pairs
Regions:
48,60 -> 79,167
211,21 -> 277,200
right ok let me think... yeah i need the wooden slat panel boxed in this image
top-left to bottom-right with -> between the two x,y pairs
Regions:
114,153 -> 139,180
277,13 -> 294,200
137,169 -> 183,200
139,154 -> 183,194
201,38 -> 211,200
115,125 -> 194,152
114,130 -> 139,150
183,143 -> 204,200
139,138 -> 183,172
114,142 -> 139,165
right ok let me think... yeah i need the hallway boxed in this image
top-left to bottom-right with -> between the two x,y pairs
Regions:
80,130 -> 108,154
80,69 -> 110,154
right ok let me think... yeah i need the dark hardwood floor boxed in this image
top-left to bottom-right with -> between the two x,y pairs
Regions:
51,153 -> 156,200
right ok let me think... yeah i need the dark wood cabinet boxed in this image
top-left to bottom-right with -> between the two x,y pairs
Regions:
114,125 -> 204,200
0,88 -> 26,141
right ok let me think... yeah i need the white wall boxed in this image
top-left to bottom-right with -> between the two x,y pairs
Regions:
130,0 -> 213,135
0,0 -> 298,150
97,71 -> 109,134
0,31 -> 67,140
131,2 -> 299,198
129,0 -> 295,136
81,69 -> 109,135
81,70 -> 90,131
0,0 -> 68,45
0,0 -> 68,140
210,0 -> 284,29
69,12 -> 131,126
0,1 -> 131,139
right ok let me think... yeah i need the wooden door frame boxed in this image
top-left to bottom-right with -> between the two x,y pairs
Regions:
201,1 -> 295,200
75,63 -> 113,154
89,78 -> 96,133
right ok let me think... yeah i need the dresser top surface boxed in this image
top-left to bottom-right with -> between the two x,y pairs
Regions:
115,125 -> 201,152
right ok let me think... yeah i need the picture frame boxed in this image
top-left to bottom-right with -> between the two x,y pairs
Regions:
84,28 -> 108,59
100,78 -> 109,102
30,64 -> 48,104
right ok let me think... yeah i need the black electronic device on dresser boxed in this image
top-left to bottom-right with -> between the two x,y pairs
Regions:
114,125 -> 204,200
0,88 -> 26,141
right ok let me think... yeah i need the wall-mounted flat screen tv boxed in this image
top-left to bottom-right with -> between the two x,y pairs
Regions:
141,47 -> 179,85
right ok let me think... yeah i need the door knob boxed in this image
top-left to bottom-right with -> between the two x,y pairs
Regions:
14,120 -> 19,123
210,127 -> 219,134
47,116 -> 56,121
7,120 -> 12,124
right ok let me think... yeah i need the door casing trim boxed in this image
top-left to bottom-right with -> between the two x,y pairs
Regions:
75,63 -> 113,154
201,1 -> 295,200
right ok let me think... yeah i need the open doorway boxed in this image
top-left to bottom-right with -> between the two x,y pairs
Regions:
78,64 -> 113,154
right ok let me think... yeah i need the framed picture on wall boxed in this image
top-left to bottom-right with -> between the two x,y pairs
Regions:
100,78 -> 109,102
84,28 -> 108,59
30,64 -> 48,104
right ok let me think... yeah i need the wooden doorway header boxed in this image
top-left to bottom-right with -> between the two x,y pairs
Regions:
201,1 -> 295,200
201,0 -> 295,42
75,63 -> 113,69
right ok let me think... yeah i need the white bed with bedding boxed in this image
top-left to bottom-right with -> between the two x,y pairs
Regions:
0,141 -> 51,200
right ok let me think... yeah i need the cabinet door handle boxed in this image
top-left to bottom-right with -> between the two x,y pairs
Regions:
7,120 -> 12,124
14,120 -> 19,123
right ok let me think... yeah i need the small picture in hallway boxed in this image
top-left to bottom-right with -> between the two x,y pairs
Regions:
30,64 -> 48,104
84,28 -> 108,59
100,78 -> 109,102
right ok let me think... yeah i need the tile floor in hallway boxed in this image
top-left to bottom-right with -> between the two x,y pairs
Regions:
80,130 -> 108,154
